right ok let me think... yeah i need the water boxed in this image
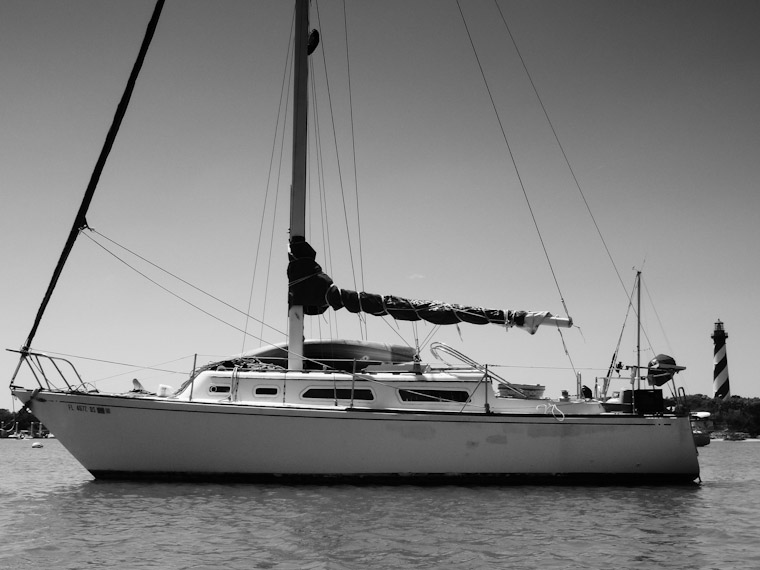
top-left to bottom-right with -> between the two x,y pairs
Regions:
1,440 -> 759,569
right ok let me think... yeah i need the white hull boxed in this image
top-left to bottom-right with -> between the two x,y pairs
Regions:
13,387 -> 699,483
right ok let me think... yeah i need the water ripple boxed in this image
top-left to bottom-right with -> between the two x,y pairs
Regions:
2,440 -> 760,569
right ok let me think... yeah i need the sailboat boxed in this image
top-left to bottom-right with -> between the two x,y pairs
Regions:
9,0 -> 699,483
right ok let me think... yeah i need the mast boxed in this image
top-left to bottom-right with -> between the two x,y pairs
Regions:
288,0 -> 310,370
636,270 -> 641,389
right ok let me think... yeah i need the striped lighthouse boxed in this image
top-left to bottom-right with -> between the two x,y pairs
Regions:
712,319 -> 730,400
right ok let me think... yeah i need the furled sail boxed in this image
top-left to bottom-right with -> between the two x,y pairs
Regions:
288,238 -> 571,334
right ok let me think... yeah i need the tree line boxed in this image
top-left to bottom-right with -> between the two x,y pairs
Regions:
1,407 -> 41,434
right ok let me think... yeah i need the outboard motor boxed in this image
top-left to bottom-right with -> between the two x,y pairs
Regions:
647,354 -> 685,386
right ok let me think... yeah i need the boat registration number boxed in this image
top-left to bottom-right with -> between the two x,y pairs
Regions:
67,404 -> 111,415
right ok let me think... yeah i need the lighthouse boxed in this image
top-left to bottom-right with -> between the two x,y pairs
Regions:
712,320 -> 730,400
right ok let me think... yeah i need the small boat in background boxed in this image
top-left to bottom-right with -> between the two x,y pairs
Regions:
693,429 -> 711,447
691,412 -> 711,447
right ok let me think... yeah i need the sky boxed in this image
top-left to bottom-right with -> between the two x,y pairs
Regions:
2,0 -> 759,412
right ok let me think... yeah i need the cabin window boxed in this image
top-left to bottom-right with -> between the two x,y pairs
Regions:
398,389 -> 470,403
209,385 -> 231,394
302,388 -> 374,401
254,386 -> 279,397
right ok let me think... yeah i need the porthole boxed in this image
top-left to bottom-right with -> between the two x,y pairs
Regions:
302,388 -> 374,401
398,389 -> 469,402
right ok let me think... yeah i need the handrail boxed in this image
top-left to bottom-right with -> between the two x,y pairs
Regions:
430,342 -> 527,398
8,349 -> 87,392
230,366 -> 241,402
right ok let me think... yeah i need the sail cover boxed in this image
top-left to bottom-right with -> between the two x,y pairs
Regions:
288,238 -> 570,334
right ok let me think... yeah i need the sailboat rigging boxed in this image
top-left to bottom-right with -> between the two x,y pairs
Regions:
9,0 -> 699,483
600,271 -> 687,411
18,0 -> 166,356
